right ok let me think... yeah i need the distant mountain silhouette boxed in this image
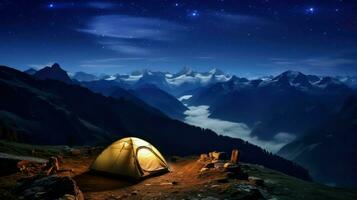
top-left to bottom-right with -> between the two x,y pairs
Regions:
33,63 -> 73,84
0,65 -> 310,180
23,68 -> 37,75
278,96 -> 357,186
81,80 -> 188,119
188,71 -> 353,141
131,84 -> 188,119
81,79 -> 129,96
72,71 -> 98,82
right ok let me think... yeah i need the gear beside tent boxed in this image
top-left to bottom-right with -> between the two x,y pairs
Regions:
90,137 -> 169,179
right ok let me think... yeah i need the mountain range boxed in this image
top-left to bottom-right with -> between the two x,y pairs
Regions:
0,64 -> 310,180
188,71 -> 353,141
18,64 -> 357,186
69,67 -> 231,96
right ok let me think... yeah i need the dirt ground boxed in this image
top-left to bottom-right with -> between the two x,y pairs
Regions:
2,152 -> 357,200
68,156 -> 251,200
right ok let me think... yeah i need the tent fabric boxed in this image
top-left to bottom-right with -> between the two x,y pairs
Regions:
90,137 -> 169,179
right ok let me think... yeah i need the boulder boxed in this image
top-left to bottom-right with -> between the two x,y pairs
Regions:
223,162 -> 240,173
213,162 -> 225,169
199,153 -> 210,162
70,149 -> 81,156
15,175 -> 84,200
210,151 -> 228,161
43,156 -> 60,175
248,176 -> 264,186
230,149 -> 239,164
231,185 -> 265,200
200,167 -> 209,173
204,162 -> 215,168
0,153 -> 46,176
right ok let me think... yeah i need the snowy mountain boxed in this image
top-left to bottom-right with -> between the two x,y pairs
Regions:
336,76 -> 357,89
71,67 -> 232,96
72,71 -> 98,82
188,70 -> 354,142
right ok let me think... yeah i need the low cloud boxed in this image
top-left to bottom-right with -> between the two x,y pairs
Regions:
184,105 -> 295,153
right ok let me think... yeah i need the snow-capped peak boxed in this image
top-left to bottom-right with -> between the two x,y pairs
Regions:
208,68 -> 224,75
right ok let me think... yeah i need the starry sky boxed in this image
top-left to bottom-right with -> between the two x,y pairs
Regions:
1,0 -> 357,76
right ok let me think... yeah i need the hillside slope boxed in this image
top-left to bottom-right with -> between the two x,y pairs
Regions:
278,96 -> 357,186
0,65 -> 309,180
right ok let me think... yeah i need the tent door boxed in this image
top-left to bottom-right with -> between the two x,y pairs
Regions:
136,147 -> 166,173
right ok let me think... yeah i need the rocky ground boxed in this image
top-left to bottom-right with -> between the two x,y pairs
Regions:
1,141 -> 357,200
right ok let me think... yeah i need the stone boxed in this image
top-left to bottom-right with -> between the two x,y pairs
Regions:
70,149 -> 81,156
210,151 -> 228,161
200,167 -> 209,173
248,176 -> 264,186
213,162 -> 225,169
231,185 -> 264,200
204,162 -> 215,168
215,177 -> 229,183
223,162 -> 240,173
199,154 -> 210,162
0,153 -> 46,176
230,149 -> 239,164
44,156 -> 60,175
15,175 -> 83,200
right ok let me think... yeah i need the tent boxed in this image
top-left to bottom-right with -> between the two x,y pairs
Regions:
91,137 -> 169,179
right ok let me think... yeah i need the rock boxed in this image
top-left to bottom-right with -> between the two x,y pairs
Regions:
70,149 -> 81,156
131,190 -> 138,195
248,176 -> 264,186
231,189 -> 264,200
201,197 -> 220,200
210,151 -> 228,161
232,184 -> 265,200
160,181 -> 178,185
215,177 -> 229,183
0,153 -> 46,176
230,149 -> 239,164
223,162 -> 240,173
200,167 -> 209,173
15,175 -> 83,200
225,170 -> 249,180
199,154 -> 210,162
204,162 -> 215,168
213,162 -> 225,169
43,156 -> 60,175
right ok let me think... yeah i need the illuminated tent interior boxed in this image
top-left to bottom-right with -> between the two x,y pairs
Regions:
90,137 -> 169,179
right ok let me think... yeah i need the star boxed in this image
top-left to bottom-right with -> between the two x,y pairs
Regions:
307,7 -> 315,14
174,3 -> 179,7
48,3 -> 54,8
190,10 -> 199,17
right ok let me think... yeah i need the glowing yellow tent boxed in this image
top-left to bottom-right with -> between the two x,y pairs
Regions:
91,137 -> 169,179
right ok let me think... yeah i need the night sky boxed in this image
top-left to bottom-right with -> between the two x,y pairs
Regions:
1,0 -> 357,76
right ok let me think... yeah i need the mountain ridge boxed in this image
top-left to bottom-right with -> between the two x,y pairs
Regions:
0,65 -> 310,180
